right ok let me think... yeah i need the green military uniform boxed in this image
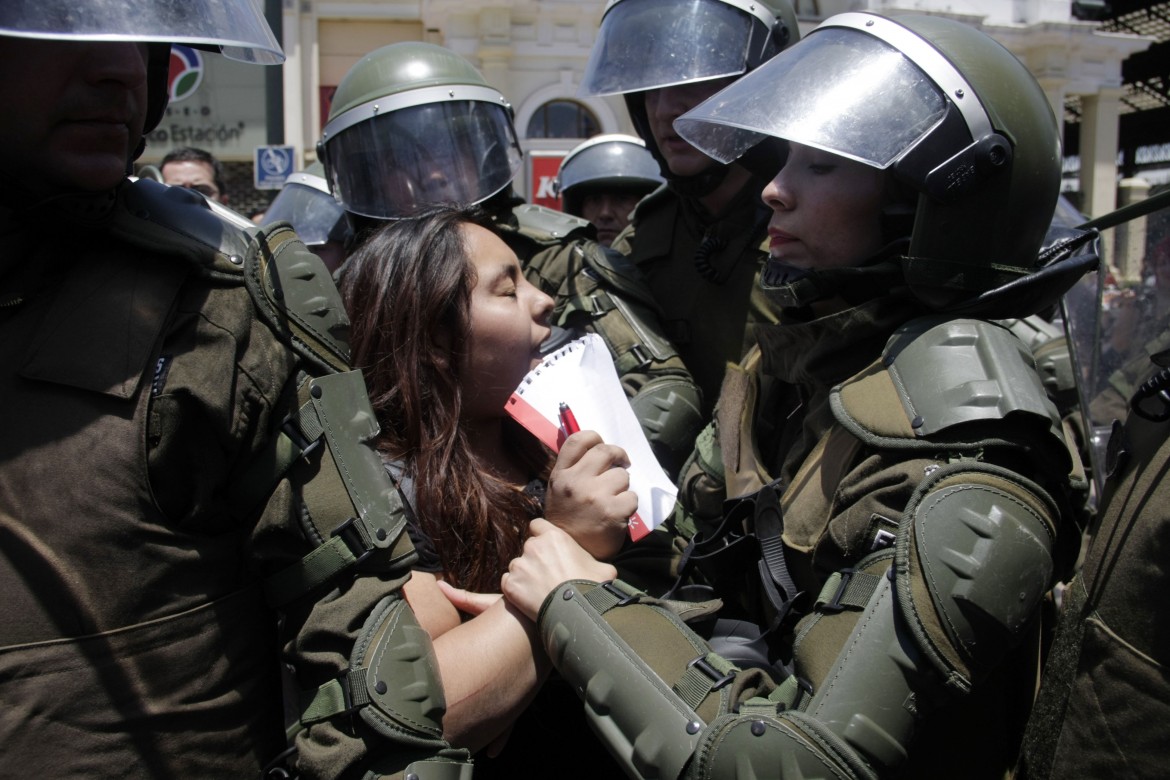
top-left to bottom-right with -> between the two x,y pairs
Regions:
571,0 -> 802,421
494,194 -> 596,277
610,180 -> 779,417
523,11 -> 1097,780
1018,364 -> 1170,778
675,296 -> 918,529
1018,338 -> 1170,779
0,181 -> 467,779
537,298 -> 1085,780
513,196 -> 704,477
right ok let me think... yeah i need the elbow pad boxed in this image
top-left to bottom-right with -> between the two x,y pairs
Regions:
794,465 -> 1058,776
629,374 -> 705,478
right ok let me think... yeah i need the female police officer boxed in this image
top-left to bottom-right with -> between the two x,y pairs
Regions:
488,12 -> 1096,780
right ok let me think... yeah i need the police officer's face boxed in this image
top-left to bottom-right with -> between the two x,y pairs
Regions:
762,143 -> 887,272
644,78 -> 734,179
461,223 -> 554,420
580,191 -> 641,247
0,37 -> 149,203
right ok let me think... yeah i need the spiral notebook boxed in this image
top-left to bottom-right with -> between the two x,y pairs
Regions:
505,333 -> 677,541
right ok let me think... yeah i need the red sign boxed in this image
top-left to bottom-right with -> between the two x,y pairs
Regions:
530,152 -> 566,210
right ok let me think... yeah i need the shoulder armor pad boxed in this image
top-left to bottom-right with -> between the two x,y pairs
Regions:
110,178 -> 253,277
246,223 -> 351,373
580,242 -> 659,310
511,203 -> 592,245
834,316 -> 1062,444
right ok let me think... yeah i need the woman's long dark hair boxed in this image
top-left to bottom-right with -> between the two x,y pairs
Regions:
338,204 -> 548,591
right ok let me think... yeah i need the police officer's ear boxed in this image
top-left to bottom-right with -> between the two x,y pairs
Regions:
740,138 -> 787,183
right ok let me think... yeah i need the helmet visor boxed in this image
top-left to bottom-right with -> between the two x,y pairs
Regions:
326,100 -> 523,220
263,180 -> 349,247
580,0 -> 756,97
674,27 -> 947,169
0,0 -> 283,64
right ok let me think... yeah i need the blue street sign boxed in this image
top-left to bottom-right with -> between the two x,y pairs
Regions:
254,145 -> 296,189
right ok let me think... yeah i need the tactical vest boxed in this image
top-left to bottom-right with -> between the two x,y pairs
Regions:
668,317 -> 1084,774
540,316 -> 1084,780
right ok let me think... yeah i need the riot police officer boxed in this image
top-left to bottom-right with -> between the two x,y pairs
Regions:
494,12 -> 1097,780
262,162 -> 352,272
1018,211 -> 1170,780
555,133 -> 663,247
575,0 -> 801,415
0,4 -> 465,778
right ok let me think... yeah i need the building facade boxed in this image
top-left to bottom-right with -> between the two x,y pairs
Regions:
139,0 -> 1156,219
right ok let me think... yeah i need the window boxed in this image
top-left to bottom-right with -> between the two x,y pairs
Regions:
526,100 -> 599,139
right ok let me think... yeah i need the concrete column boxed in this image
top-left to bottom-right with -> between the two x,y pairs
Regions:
1114,177 -> 1152,284
1035,77 -> 1066,130
303,12 -> 321,158
280,3 -> 305,163
1078,87 -> 1124,218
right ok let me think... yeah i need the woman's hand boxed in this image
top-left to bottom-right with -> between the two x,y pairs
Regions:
437,580 -> 501,617
544,430 -> 638,560
502,518 -> 617,621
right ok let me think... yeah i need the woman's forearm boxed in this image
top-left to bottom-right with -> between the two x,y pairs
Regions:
429,593 -> 550,751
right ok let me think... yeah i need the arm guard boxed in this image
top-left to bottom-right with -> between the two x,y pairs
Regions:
245,238 -> 467,776
537,581 -> 874,780
540,462 -> 1060,780
108,180 -> 466,777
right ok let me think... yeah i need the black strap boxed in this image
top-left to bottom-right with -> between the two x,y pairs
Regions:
667,479 -> 803,632
751,481 -> 801,616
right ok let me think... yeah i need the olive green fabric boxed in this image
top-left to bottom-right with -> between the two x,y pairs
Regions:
610,180 -> 778,417
1018,392 -> 1170,780
675,294 -> 921,537
0,180 -> 460,779
510,198 -> 705,477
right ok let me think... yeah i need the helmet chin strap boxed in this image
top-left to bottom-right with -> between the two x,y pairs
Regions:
666,163 -> 732,200
761,239 -> 911,311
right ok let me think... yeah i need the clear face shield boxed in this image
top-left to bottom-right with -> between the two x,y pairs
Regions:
672,26 -> 948,170
1064,198 -> 1170,497
323,90 -> 523,220
579,0 -> 758,97
0,0 -> 283,63
262,173 -> 350,247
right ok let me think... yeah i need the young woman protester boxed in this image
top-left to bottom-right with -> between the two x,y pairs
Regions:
337,204 -> 634,774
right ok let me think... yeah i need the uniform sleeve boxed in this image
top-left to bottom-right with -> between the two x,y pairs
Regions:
235,228 -> 471,780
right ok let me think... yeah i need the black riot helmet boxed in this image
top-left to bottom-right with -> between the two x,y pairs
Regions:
675,12 -> 1085,317
579,0 -> 799,197
0,0 -> 283,158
